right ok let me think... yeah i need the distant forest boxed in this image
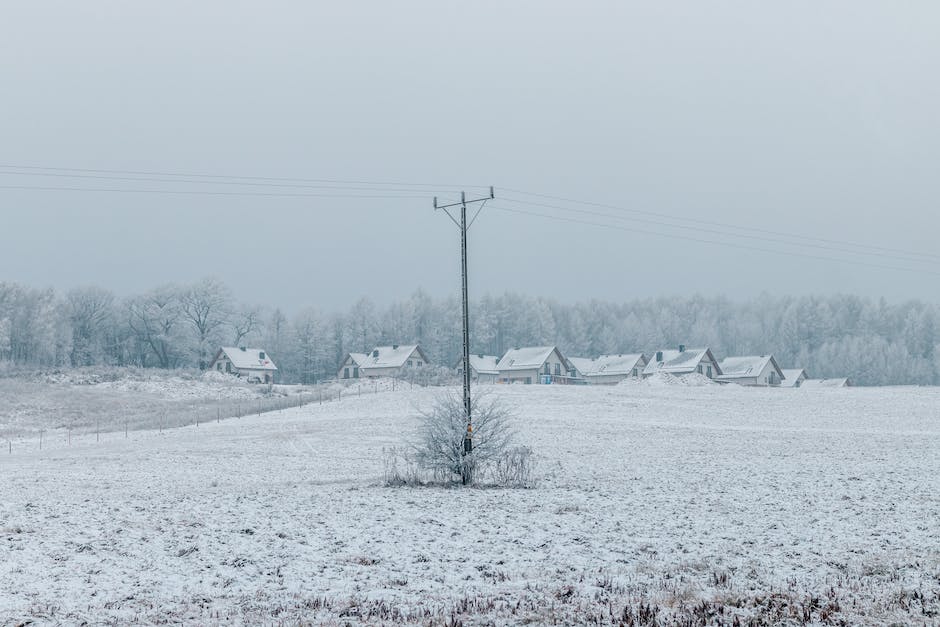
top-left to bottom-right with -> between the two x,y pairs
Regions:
1,278 -> 938,386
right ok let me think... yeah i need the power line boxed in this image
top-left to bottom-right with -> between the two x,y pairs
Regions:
0,169 -> 471,195
496,195 -> 940,268
0,184 -> 430,200
500,186 -> 940,262
489,204 -> 940,278
0,163 -> 490,190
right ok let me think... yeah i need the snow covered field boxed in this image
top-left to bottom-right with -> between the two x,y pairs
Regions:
2,382 -> 939,624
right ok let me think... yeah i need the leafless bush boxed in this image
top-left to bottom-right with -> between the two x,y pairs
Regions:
386,391 -> 534,487
413,391 -> 515,485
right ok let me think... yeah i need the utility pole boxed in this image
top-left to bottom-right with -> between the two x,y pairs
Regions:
435,187 -> 495,483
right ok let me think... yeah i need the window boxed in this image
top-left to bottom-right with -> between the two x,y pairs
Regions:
217,363 -> 222,371
632,368 -> 638,377
343,367 -> 349,379
353,367 -> 359,379
706,365 -> 712,378
544,363 -> 551,375
554,363 -> 561,376
226,362 -> 231,374
697,365 -> 703,374
525,377 -> 532,385
407,360 -> 413,367
417,361 -> 422,367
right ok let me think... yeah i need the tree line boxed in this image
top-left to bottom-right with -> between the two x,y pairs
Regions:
1,278 -> 938,386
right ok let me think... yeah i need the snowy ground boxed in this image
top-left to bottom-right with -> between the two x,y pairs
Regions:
1,382 -> 939,625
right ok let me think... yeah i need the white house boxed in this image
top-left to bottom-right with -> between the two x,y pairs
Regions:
497,346 -> 574,384
209,346 -> 277,383
801,377 -> 852,388
337,352 -> 370,380
566,357 -> 596,380
571,353 -> 647,385
716,355 -> 786,387
338,344 -> 429,379
642,346 -> 722,380
455,354 -> 500,383
780,368 -> 809,388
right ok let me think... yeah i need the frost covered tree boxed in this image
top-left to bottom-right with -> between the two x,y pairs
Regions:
67,286 -> 115,366
180,277 -> 233,369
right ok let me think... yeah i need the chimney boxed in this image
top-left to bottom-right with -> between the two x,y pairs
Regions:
656,351 -> 663,362
393,344 -> 399,350
678,344 -> 686,353
259,351 -> 265,360
372,350 -> 379,358
240,346 -> 247,351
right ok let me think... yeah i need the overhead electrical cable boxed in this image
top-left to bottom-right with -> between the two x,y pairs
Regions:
495,195 -> 940,268
0,163 -> 490,190
500,186 -> 940,262
488,204 -> 940,278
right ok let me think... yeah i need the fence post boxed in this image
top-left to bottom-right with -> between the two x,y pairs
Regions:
96,420 -> 100,443
39,430 -> 43,450
319,391 -> 322,405
125,420 -> 128,438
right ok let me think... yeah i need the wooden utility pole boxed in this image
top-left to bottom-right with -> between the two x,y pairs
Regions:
435,187 -> 494,482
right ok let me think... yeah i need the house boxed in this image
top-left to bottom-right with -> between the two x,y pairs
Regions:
337,352 -> 369,380
497,346 -> 574,384
642,346 -> 722,380
716,355 -> 786,387
338,344 -> 429,379
455,354 -> 500,383
565,357 -> 596,380
209,346 -> 277,383
570,354 -> 647,385
780,368 -> 809,388
801,377 -> 852,388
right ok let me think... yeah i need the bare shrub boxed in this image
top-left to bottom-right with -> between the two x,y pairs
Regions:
412,391 -> 516,485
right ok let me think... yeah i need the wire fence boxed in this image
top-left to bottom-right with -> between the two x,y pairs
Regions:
4,377 -> 433,455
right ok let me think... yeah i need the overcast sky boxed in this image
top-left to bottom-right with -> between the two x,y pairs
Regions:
2,2 -> 938,310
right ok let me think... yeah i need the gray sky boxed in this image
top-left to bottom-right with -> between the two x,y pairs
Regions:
2,1 -> 938,310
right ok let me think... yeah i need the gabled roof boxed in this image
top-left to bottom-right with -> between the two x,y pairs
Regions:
643,347 -> 720,376
358,345 -> 428,370
497,346 -> 566,372
216,347 -> 277,371
716,355 -> 784,381
566,357 -> 596,376
457,354 -> 500,375
342,353 -> 370,367
780,368 -> 809,388
574,354 -> 646,377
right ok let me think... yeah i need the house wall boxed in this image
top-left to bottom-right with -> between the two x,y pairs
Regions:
500,368 -> 540,384
586,370 -> 641,385
237,367 -> 274,383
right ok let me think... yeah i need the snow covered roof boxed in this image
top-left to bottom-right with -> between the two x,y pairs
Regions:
643,347 -> 720,376
463,354 -> 500,375
801,378 -> 851,388
566,357 -> 596,376
574,354 -> 646,377
344,353 -> 370,366
217,347 -> 277,371
715,355 -> 783,381
358,345 -> 427,370
497,346 -> 565,371
780,369 -> 809,388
